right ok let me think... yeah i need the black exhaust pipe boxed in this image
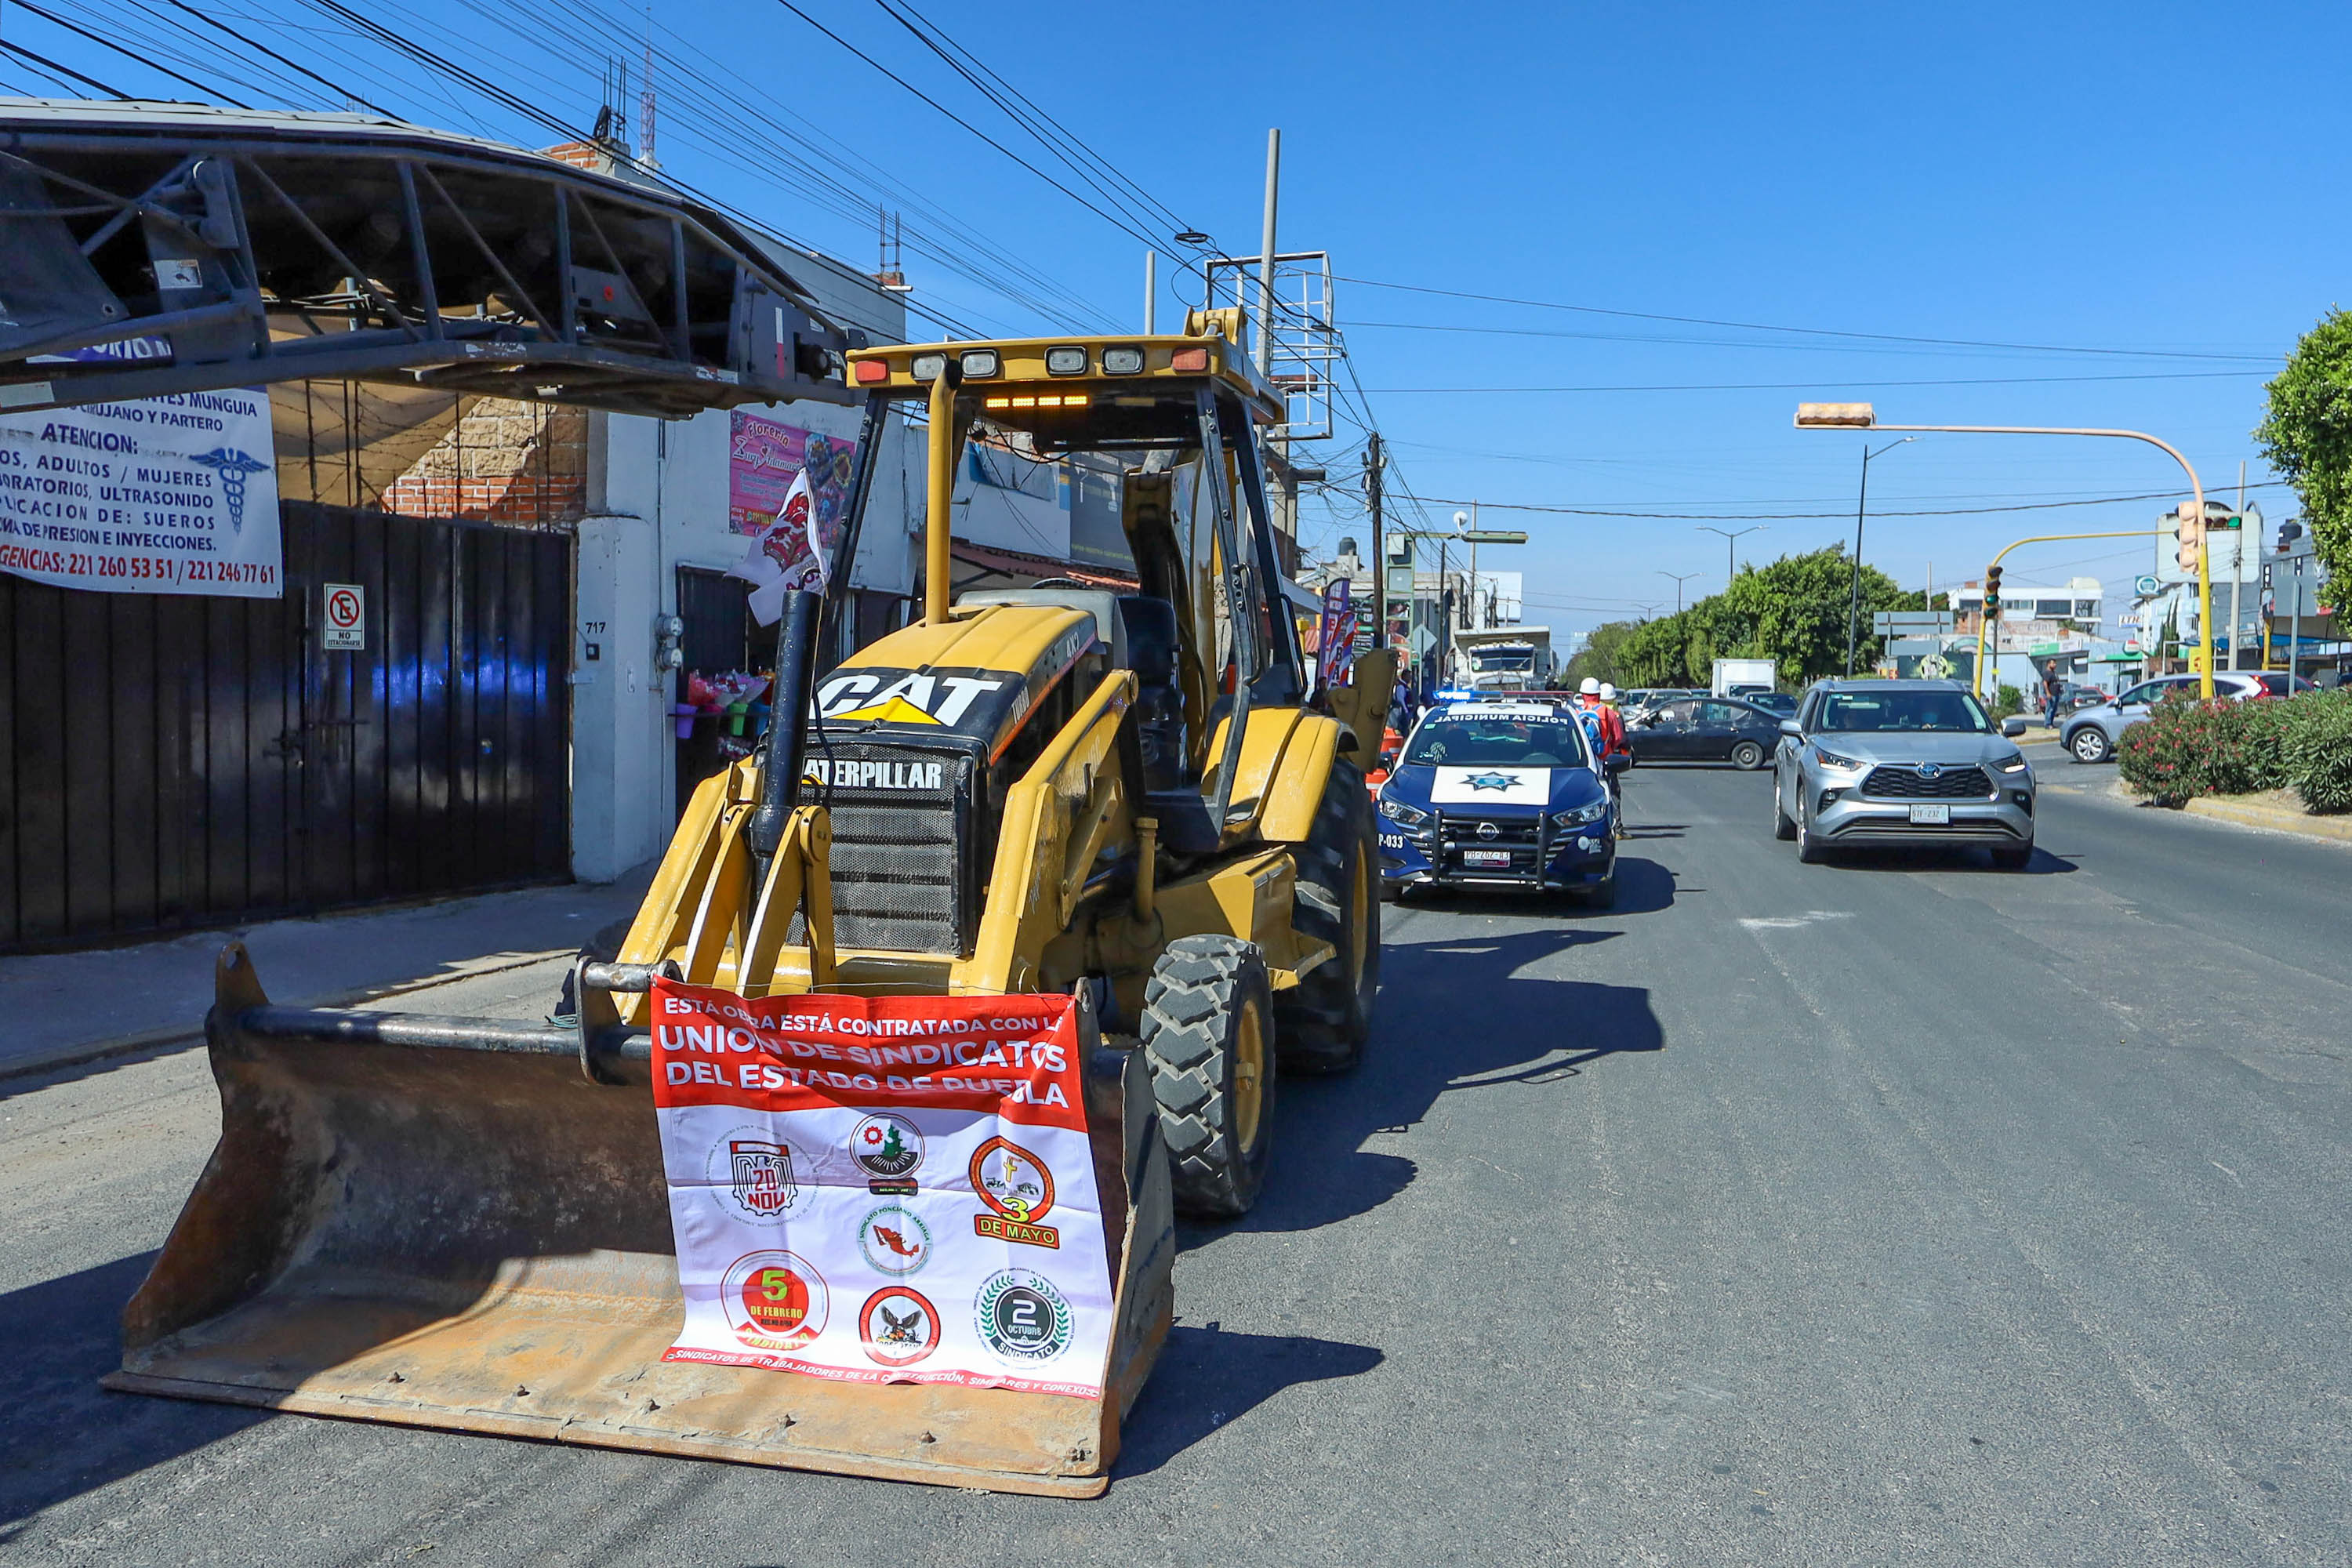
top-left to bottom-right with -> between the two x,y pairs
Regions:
748,586 -> 822,891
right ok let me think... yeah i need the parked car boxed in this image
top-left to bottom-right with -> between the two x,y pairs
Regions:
1744,691 -> 1798,717
1773,679 -> 2036,869
2058,672 -> 2292,764
1627,696 -> 1784,770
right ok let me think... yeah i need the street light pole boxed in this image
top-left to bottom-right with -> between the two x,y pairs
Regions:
1847,437 -> 1915,676
1796,404 -> 2213,698
1697,524 -> 1767,590
1657,571 -> 1697,615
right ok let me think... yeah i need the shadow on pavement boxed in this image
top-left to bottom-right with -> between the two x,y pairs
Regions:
1112,1324 -> 1384,1479
1398,855 -> 1679,920
0,1251 -> 268,1538
1817,844 -> 2078,876
1214,922 -> 1664,1241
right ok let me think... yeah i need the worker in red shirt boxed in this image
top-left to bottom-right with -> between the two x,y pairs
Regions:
1577,679 -> 1631,833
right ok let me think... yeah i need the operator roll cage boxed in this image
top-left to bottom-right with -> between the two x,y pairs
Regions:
822,372 -> 1306,832
0,103 -> 857,417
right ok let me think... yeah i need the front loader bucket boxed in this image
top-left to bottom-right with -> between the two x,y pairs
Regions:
104,943 -> 1175,1497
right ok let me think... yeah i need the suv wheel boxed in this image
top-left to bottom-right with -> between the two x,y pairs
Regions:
2069,727 -> 2111,764
1795,800 -> 1826,865
1773,777 -> 1798,840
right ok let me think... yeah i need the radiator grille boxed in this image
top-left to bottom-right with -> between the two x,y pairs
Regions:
1860,764 -> 1992,799
791,741 -> 975,956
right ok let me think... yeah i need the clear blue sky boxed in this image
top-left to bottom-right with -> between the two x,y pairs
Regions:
6,0 -> 2343,633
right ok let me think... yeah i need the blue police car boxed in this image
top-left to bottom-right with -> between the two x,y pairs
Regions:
1374,701 -> 1617,907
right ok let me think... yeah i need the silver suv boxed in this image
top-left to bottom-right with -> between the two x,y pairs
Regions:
1772,679 -> 2037,869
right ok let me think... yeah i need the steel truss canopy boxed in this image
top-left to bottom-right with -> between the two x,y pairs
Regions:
0,100 -> 862,418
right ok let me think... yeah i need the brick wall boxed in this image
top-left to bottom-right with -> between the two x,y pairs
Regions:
379,397 -> 588,527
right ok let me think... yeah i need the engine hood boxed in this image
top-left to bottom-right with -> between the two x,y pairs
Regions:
1386,760 -> 1607,814
1806,730 -> 2025,769
808,604 -> 1102,758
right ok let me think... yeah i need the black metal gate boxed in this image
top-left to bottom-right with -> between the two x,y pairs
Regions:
0,502 -> 572,950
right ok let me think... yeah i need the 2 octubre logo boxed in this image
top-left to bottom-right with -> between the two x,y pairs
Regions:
973,1269 -> 1073,1363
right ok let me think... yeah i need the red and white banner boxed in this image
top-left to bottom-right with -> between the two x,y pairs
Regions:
649,981 -> 1116,1399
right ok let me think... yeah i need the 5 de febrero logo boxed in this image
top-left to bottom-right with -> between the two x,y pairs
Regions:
969,1135 -> 1058,1249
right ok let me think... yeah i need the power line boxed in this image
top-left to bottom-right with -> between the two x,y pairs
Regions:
0,34 -> 128,96
149,0 -> 395,114
1361,371 -> 2268,394
7,0 -> 252,103
1415,480 -> 2289,523
766,0 -> 1178,264
1334,274 -> 2277,363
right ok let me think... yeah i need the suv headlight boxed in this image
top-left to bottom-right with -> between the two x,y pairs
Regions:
1812,744 -> 1866,771
1550,800 -> 1609,829
1378,794 -> 1429,828
1996,752 -> 2030,773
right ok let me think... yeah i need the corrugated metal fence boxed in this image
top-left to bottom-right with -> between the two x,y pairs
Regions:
0,502 -> 571,950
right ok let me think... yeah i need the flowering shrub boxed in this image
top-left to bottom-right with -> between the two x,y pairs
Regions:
2118,688 -> 2352,811
2281,691 -> 2352,811
2118,695 -> 2259,804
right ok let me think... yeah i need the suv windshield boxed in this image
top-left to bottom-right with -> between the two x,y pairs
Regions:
1404,711 -> 1592,768
1812,688 -> 1993,734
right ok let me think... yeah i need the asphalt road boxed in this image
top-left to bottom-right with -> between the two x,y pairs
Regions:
5,763 -> 2348,1566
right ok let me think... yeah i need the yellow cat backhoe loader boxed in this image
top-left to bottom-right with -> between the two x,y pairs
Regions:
107,311 -> 1390,1496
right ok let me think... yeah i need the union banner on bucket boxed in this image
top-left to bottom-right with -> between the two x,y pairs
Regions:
649,981 -> 1116,1399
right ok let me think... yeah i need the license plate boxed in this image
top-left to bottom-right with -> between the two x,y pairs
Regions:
1909,803 -> 1951,825
1462,849 -> 1512,868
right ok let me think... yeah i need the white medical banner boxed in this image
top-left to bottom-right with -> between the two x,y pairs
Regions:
1429,764 -> 1553,806
649,981 -> 1116,1399
0,386 -> 281,597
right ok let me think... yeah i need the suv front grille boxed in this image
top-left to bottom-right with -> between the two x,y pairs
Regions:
1861,764 -> 1992,799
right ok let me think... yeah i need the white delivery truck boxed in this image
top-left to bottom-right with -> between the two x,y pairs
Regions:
1454,626 -> 1554,691
1711,657 -> 1777,699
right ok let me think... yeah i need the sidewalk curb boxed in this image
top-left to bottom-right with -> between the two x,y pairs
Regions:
2180,794 -> 2352,844
0,946 -> 577,1085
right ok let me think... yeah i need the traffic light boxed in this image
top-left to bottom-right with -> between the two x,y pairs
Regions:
1983,564 -> 2003,616
2176,499 -> 2204,573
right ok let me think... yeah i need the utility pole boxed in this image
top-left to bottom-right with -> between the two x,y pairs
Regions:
1255,129 -> 1280,378
2230,459 -> 2245,672
1144,250 -> 1156,334
1365,432 -> 1385,659
1658,571 -> 1697,615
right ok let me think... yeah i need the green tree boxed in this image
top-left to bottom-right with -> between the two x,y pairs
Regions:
2255,308 -> 2352,590
1563,619 -> 1641,687
1607,546 -> 1919,688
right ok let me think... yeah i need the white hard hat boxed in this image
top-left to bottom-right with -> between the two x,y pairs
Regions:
1599,683 -> 1617,700
1579,677 -> 1601,695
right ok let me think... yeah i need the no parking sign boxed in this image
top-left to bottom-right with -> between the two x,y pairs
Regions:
323,583 -> 364,650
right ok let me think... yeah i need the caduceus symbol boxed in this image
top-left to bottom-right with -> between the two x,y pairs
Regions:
190,448 -> 271,534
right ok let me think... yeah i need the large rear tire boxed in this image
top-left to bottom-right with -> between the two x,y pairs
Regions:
1141,936 -> 1276,1219
1277,760 -> 1381,1073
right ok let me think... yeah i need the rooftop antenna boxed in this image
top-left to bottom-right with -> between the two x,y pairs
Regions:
637,33 -> 658,165
873,205 -> 911,293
